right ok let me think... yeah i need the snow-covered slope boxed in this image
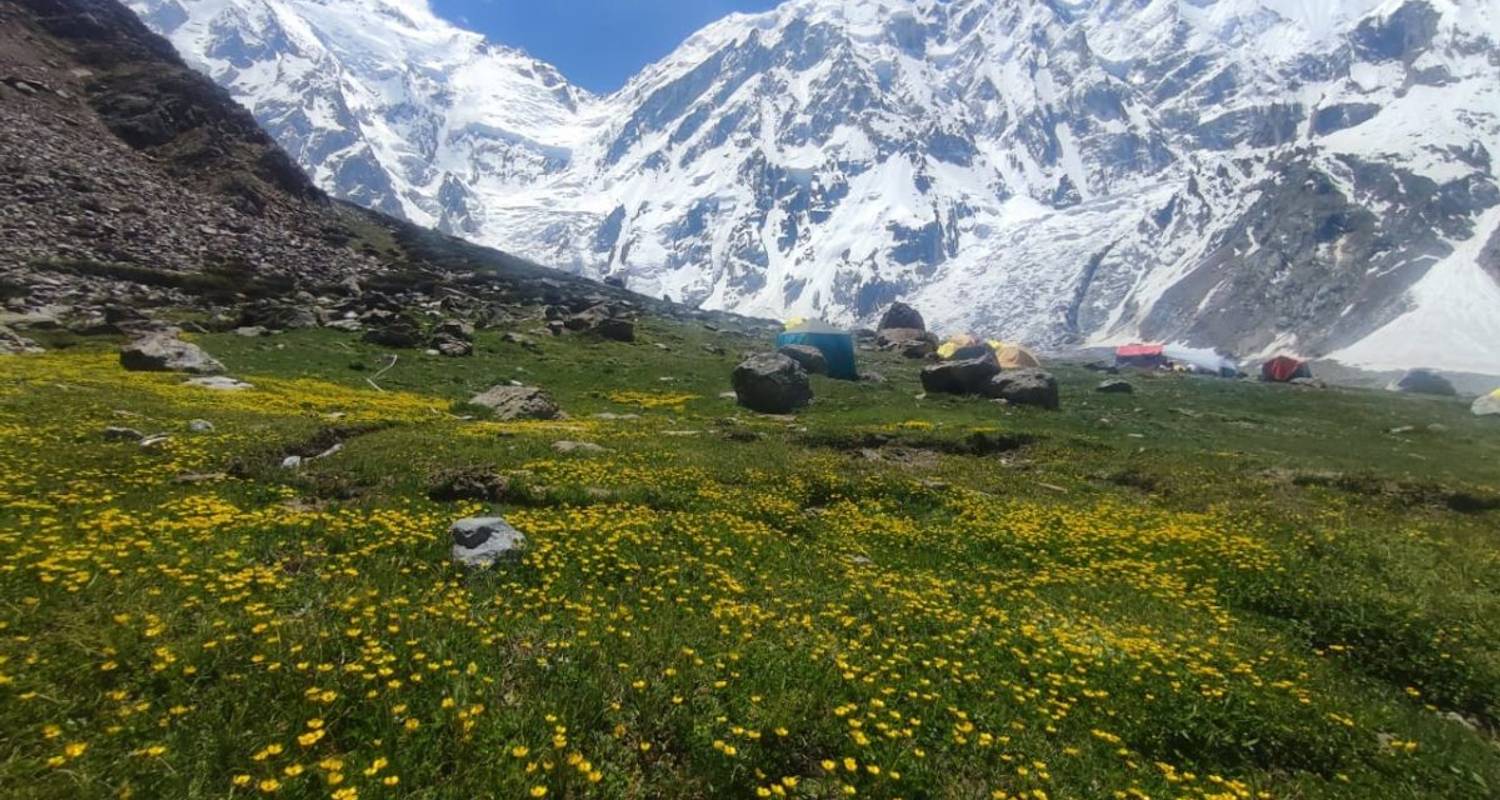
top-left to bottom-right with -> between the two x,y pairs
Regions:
127,0 -> 1500,373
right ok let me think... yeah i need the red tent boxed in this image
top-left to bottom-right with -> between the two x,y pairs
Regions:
1115,343 -> 1166,369
1261,356 -> 1310,383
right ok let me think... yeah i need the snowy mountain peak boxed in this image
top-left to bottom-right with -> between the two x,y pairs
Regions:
129,0 -> 1500,373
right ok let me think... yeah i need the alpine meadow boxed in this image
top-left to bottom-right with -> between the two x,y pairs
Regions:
1,1 -> 1499,799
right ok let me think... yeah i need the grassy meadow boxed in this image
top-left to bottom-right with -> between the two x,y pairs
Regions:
1,317 -> 1498,799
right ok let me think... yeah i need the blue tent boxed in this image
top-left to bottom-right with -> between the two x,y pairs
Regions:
777,320 -> 858,380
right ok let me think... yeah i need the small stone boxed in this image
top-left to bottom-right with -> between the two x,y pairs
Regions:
281,455 -> 304,470
450,516 -> 527,569
1096,379 -> 1134,394
103,426 -> 145,442
185,376 -> 254,391
188,419 -> 215,433
552,440 -> 608,455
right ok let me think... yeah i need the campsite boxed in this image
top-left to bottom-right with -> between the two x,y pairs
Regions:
3,302 -> 1499,800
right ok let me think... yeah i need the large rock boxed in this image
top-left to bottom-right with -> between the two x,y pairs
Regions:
595,317 -> 635,343
363,321 -> 423,349
876,327 -> 937,358
778,344 -> 828,375
1474,391 -> 1500,417
920,352 -> 1000,395
240,301 -> 318,331
732,353 -> 812,414
984,369 -> 1060,410
450,517 -> 527,569
878,302 -> 925,332
430,319 -> 476,357
566,304 -> 635,342
1388,369 -> 1457,397
468,385 -> 562,420
120,334 -> 224,374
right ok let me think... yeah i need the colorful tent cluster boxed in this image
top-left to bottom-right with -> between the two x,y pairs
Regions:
776,320 -> 858,380
937,334 -> 1043,367
1260,356 -> 1311,383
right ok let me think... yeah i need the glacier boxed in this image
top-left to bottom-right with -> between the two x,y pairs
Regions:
126,0 -> 1500,373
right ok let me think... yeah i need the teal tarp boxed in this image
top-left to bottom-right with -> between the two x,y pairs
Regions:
777,329 -> 858,380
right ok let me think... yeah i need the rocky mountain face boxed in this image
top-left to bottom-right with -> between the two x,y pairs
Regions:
123,0 -> 1500,373
2,0 -> 754,351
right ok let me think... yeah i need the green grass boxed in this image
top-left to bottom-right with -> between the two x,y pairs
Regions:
1,317 -> 1497,799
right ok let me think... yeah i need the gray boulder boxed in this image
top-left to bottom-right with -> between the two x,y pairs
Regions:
596,316 -> 636,343
0,325 -> 43,355
240,302 -> 318,331
778,344 -> 828,375
430,320 -> 475,357
878,302 -> 925,332
732,353 -> 812,414
450,517 -> 527,569
1096,379 -> 1134,394
984,369 -> 1060,410
876,327 -> 937,358
120,334 -> 224,374
1388,369 -> 1457,396
1474,392 -> 1500,417
363,321 -> 423,349
920,352 -> 1000,395
468,385 -> 562,420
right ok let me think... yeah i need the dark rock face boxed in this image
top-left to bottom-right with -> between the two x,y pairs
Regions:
1388,368 -> 1457,396
119,333 -> 224,374
878,302 -> 925,332
983,369 -> 1060,410
777,344 -> 828,375
732,353 -> 812,414
468,385 -> 562,420
920,353 -> 1000,395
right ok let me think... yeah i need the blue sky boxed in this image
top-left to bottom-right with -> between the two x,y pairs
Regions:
428,0 -> 784,94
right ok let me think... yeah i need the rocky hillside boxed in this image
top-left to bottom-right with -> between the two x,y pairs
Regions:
120,0 -> 1500,374
1,0 -> 757,349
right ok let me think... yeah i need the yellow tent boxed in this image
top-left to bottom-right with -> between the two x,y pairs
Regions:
937,334 -> 982,360
936,335 -> 1043,367
1474,388 -> 1500,417
991,341 -> 1042,369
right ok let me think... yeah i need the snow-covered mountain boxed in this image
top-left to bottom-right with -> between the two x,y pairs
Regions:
126,0 -> 1500,372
